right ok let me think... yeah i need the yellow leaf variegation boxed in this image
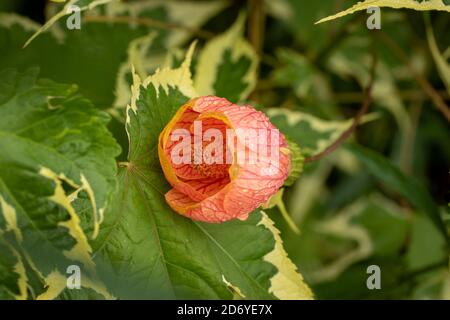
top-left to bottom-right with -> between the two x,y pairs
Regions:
309,200 -> 373,283
141,43 -> 198,99
126,41 -> 198,124
125,41 -> 197,163
194,12 -> 258,102
316,0 -> 450,24
36,270 -> 114,300
259,212 -> 313,300
0,68 -> 120,300
112,32 -> 161,117
36,271 -> 70,300
34,167 -> 115,299
0,197 -> 28,300
12,251 -> 28,300
108,42 -> 313,299
222,275 -> 247,299
267,108 -> 379,156
39,167 -> 95,272
0,196 -> 22,243
0,244 -> 28,300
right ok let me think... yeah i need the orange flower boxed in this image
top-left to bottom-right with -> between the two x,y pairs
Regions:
158,96 -> 290,223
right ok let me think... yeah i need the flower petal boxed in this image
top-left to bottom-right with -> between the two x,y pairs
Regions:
160,96 -> 290,223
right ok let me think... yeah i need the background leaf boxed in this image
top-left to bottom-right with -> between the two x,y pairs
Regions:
316,0 -> 450,24
92,47 -> 311,299
346,143 -> 449,243
267,108 -> 378,156
0,68 -> 120,299
194,13 -> 258,103
425,13 -> 450,94
1,0 -> 449,300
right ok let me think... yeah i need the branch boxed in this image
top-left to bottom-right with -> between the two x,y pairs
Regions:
248,0 -> 265,56
305,52 -> 378,163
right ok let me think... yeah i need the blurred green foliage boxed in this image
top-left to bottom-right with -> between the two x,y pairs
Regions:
1,0 -> 449,299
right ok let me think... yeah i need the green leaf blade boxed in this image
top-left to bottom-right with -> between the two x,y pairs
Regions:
346,143 -> 449,243
0,67 -> 120,299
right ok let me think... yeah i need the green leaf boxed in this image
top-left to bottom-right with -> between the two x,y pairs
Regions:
346,144 -> 449,243
0,239 -> 26,300
24,0 -> 114,48
0,68 -> 120,299
316,0 -> 450,24
405,214 -> 447,271
326,34 -> 413,140
194,13 -> 258,102
266,108 -> 378,156
106,0 -> 227,112
111,32 -> 161,117
353,195 -> 408,257
283,193 -> 409,297
1,0 -> 225,109
272,48 -> 331,101
93,46 -> 312,299
266,0 -> 343,52
0,12 -> 158,109
305,198 -> 374,283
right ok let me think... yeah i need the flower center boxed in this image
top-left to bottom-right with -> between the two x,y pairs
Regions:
191,140 -> 230,178
192,162 -> 229,179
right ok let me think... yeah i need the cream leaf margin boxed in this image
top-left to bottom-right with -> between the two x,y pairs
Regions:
0,196 -> 28,300
24,0 -> 115,48
194,12 -> 258,101
259,211 -> 313,300
316,0 -> 450,24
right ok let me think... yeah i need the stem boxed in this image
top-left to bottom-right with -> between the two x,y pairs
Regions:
248,0 -> 265,56
277,201 -> 301,235
305,51 -> 378,163
248,0 -> 265,100
399,102 -> 422,174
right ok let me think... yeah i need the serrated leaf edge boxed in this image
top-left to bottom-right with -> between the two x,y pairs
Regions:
258,211 -> 313,300
24,0 -> 115,48
194,12 -> 258,101
316,0 -> 450,24
0,196 -> 28,300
